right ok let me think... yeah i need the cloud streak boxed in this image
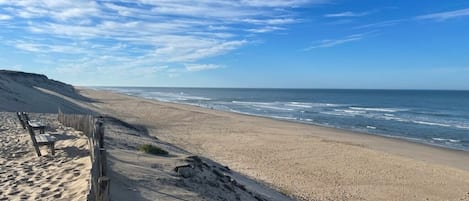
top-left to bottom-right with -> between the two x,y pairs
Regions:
304,34 -> 364,50
324,11 -> 373,18
416,8 -> 469,21
185,64 -> 223,72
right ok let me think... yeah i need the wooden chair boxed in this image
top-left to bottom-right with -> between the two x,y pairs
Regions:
26,121 -> 56,156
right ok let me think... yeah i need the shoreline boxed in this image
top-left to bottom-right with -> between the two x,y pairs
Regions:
95,88 -> 469,168
78,87 -> 469,200
96,87 -> 469,153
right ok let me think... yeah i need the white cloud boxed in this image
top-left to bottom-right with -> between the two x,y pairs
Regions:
242,18 -> 298,25
247,26 -> 284,33
416,8 -> 469,21
240,0 -> 325,7
324,11 -> 372,18
0,0 -> 327,78
185,64 -> 223,72
12,40 -> 86,53
354,19 -> 403,29
304,34 -> 364,50
0,14 -> 12,20
0,65 -> 22,71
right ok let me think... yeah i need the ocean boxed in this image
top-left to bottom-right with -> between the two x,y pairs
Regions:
98,87 -> 469,151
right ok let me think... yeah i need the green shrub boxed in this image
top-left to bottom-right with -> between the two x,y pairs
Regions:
139,144 -> 169,156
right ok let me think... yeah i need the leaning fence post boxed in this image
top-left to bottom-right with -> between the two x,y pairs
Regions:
96,120 -> 105,148
98,176 -> 110,201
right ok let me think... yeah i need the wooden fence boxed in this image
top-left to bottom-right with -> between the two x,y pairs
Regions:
58,111 -> 110,201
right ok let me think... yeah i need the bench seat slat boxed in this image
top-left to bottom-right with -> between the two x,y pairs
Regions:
35,134 -> 56,143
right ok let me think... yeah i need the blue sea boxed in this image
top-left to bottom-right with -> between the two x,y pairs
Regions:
99,87 -> 469,151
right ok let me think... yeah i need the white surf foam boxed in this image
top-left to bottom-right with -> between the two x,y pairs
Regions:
431,137 -> 461,143
349,106 -> 404,113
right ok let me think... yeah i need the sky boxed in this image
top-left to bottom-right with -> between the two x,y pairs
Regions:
0,0 -> 469,90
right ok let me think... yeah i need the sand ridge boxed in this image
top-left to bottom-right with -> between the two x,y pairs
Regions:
101,116 -> 294,201
0,112 -> 90,201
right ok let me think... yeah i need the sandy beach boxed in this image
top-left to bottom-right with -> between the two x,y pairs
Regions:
77,88 -> 469,201
1,71 -> 297,201
0,112 -> 90,201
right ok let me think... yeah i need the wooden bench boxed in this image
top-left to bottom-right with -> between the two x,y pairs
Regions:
21,112 -> 46,134
28,120 -> 46,134
26,120 -> 56,156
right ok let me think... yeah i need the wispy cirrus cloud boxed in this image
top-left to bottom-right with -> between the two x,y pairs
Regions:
354,19 -> 404,29
324,10 -> 374,18
354,8 -> 469,30
416,8 -> 469,21
304,34 -> 364,50
247,26 -> 285,33
185,64 -> 223,72
0,0 -> 326,78
240,0 -> 327,7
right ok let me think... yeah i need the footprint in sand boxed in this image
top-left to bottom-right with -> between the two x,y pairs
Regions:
53,192 -> 62,198
7,189 -> 20,196
19,193 -> 29,200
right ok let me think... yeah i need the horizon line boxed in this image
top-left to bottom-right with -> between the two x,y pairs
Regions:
80,85 -> 469,92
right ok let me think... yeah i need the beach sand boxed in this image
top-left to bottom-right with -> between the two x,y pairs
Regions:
77,88 -> 469,201
0,112 -> 90,201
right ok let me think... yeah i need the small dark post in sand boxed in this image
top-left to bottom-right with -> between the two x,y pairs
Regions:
16,112 -> 26,129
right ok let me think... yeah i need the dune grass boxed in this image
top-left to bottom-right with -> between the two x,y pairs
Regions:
139,144 -> 169,156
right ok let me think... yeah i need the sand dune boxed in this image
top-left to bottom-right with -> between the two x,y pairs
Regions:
0,70 -> 92,113
1,70 -> 295,201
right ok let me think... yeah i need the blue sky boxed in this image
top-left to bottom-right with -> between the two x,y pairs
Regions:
0,0 -> 468,89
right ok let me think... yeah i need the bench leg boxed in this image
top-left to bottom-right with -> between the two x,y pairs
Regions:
50,143 -> 55,155
34,145 -> 42,157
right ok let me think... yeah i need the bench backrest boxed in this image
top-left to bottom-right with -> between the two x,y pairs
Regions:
17,112 -> 26,129
26,122 -> 42,157
21,112 -> 30,122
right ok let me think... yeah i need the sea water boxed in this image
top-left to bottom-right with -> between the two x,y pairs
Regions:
98,87 -> 469,151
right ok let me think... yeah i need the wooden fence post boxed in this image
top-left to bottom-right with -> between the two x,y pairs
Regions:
98,176 -> 110,201
95,120 -> 104,148
99,148 -> 107,177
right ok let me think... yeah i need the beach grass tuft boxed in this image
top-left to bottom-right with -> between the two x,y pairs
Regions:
139,144 -> 169,156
